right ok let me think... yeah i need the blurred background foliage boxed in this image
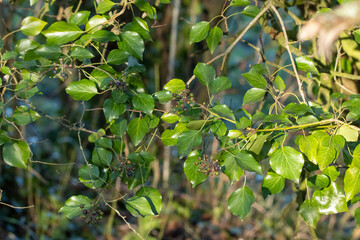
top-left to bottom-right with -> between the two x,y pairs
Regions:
0,0 -> 359,239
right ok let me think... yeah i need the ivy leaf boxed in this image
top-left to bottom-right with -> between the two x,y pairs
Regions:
242,5 -> 260,18
352,144 -> 360,168
107,49 -> 130,65
15,39 -> 40,55
177,130 -> 202,156
126,187 -> 162,217
295,56 -> 319,74
210,120 -> 227,137
92,147 -> 113,167
123,17 -> 151,41
42,22 -> 83,45
13,105 -> 40,126
220,151 -> 244,183
184,151 -> 208,187
206,26 -> 223,54
243,88 -> 266,105
97,0 -> 116,14
230,0 -> 250,6
78,164 -> 105,189
110,118 -> 128,138
164,78 -> 186,93
282,103 -> 311,115
316,146 -> 336,170
228,186 -> 255,220
66,79 -> 98,101
121,31 -> 145,60
155,90 -> 172,103
128,151 -> 155,164
34,44 -> 62,59
161,112 -> 179,124
194,62 -> 215,86
69,11 -> 91,25
209,76 -> 231,95
212,104 -> 235,121
336,125 -> 359,142
228,148 -> 262,174
261,171 -> 285,199
299,199 -> 321,228
59,195 -> 92,219
344,167 -> 360,202
132,93 -> 155,115
322,166 -> 340,182
127,118 -> 149,146
270,146 -> 304,183
241,72 -> 267,89
298,135 -> 318,164
123,163 -> 151,190
103,98 -> 126,123
312,182 -> 348,214
85,15 -> 107,34
190,21 -> 210,44
70,47 -> 94,61
135,0 -> 157,19
307,174 -> 330,190
161,130 -> 178,146
274,75 -> 286,92
21,16 -> 47,36
3,141 -> 30,169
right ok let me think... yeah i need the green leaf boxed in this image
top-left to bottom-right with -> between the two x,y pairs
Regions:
69,11 -> 91,25
212,104 -> 235,121
30,0 -> 40,6
65,79 -> 98,101
227,148 -> 262,174
295,56 -> 319,74
228,186 -> 255,220
15,39 -> 40,55
269,146 -> 305,183
155,90 -> 172,103
282,103 -> 311,115
336,125 -> 358,142
3,141 -> 30,169
210,120 -> 227,137
355,207 -> 360,227
107,49 -> 129,65
161,112 -> 179,124
70,47 -> 94,61
34,44 -> 62,59
85,15 -> 107,34
127,118 -> 149,146
307,174 -> 330,190
274,75 -> 286,92
97,0 -> 116,14
230,0 -> 250,6
89,30 -> 119,43
164,79 -> 186,93
121,31 -> 145,60
194,62 -> 215,86
312,182 -> 348,214
242,5 -> 260,18
124,163 -> 151,190
15,80 -> 39,99
13,105 -> 40,126
161,130 -> 178,146
42,22 -> 83,45
132,93 -> 155,115
128,151 -> 155,164
59,195 -> 92,219
21,16 -> 47,36
299,200 -> 321,228
78,164 -> 106,189
1,51 -> 17,61
112,90 -> 129,104
184,151 -> 208,187
352,144 -> 360,168
220,151 -> 244,183
243,88 -> 266,105
190,21 -> 210,44
135,0 -> 157,19
103,98 -> 126,123
209,76 -> 231,95
241,72 -> 267,89
322,166 -> 340,182
262,171 -> 285,198
92,147 -> 113,167
298,135 -> 318,164
177,130 -> 202,156
344,167 -> 360,202
126,187 -> 162,217
206,26 -> 223,54
144,115 -> 159,129
123,17 -> 151,41
110,118 -> 127,138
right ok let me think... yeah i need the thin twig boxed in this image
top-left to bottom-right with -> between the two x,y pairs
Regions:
0,201 -> 34,209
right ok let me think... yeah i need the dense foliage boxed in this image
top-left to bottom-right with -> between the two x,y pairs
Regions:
1,0 -> 360,238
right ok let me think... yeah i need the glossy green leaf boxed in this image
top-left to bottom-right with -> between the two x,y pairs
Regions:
270,146 -> 304,183
228,148 -> 262,174
296,115 -> 318,125
121,31 -> 145,60
212,104 -> 235,121
135,0 -> 157,19
230,0 -> 250,6
103,98 -> 126,122
126,187 -> 162,217
107,49 -> 129,65
209,76 -> 231,95
59,195 -> 92,219
190,21 -> 210,44
220,151 -> 244,183
69,11 -> 91,25
300,199 -> 321,228
274,75 -> 286,92
242,72 -> 267,89
194,62 -> 215,86
298,135 -> 318,164
282,103 -> 311,115
15,39 -> 40,55
161,129 -> 178,146
70,47 -> 94,61
322,166 -> 340,182
66,79 -> 98,101
1,51 -> 17,61
97,0 -> 116,14
132,93 -> 154,115
110,118 -> 127,138
123,162 -> 150,190
295,56 -> 319,74
262,171 -> 285,198
112,90 -> 128,104
127,118 -> 148,146
155,90 -> 172,103
352,144 -> 360,168
21,16 -> 47,36
210,120 -> 227,137
344,167 -> 360,202
164,79 -> 186,93
228,186 -> 255,220
184,151 -> 208,187
88,30 -> 119,43
177,130 -> 202,156
123,17 -> 151,41
13,105 -> 40,126
78,164 -> 106,189
161,112 -> 179,124
128,151 -> 155,164
307,174 -> 330,190
242,5 -> 260,18
336,125 -> 358,142
42,22 -> 83,45
206,26 -> 222,54
85,15 -> 107,33
313,182 -> 348,214
34,44 -> 62,59
92,147 -> 112,167
3,141 -> 30,169
243,88 -> 266,105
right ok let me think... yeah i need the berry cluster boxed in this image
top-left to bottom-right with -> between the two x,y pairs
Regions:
195,155 -> 221,176
80,204 -> 103,225
109,80 -> 127,90
116,158 -> 136,177
170,89 -> 196,112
